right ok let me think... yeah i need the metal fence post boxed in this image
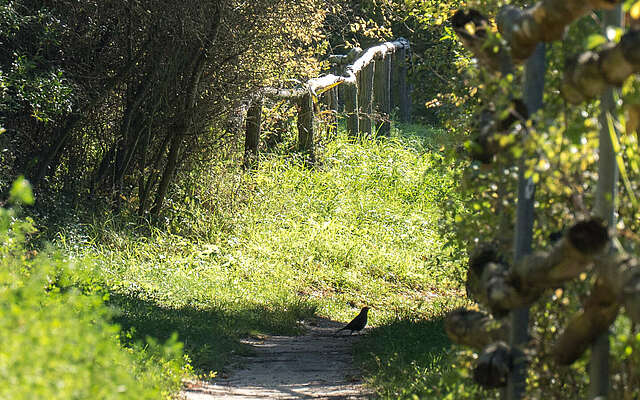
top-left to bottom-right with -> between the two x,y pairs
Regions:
590,6 -> 622,399
507,42 -> 545,400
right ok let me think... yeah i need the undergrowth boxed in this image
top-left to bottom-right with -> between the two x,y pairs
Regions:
0,179 -> 186,399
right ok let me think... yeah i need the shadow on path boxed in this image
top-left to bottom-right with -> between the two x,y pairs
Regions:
108,293 -> 315,372
183,318 -> 371,399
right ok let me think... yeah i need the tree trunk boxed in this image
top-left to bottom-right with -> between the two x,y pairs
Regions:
150,123 -> 184,216
138,130 -> 170,216
32,113 -> 82,186
151,50 -> 207,215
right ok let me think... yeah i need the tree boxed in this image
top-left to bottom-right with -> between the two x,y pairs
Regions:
0,0 -> 331,214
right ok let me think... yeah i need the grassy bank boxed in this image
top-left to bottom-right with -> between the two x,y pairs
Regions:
49,124 -> 470,396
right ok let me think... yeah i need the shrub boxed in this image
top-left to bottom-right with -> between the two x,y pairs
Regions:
0,178 -> 186,399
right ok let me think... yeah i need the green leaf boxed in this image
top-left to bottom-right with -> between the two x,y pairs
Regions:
585,34 -> 606,50
606,113 -> 638,208
9,176 -> 34,205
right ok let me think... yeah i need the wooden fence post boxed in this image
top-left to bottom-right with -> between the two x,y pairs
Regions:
330,88 -> 339,117
297,92 -> 314,162
331,63 -> 344,113
392,43 -> 411,123
244,97 -> 262,169
321,88 -> 338,136
345,82 -> 359,136
590,6 -> 622,398
507,42 -> 545,400
264,40 -> 405,147
358,62 -> 375,136
374,53 -> 392,136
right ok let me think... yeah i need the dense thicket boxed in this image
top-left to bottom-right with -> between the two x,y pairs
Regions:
0,0 -> 328,214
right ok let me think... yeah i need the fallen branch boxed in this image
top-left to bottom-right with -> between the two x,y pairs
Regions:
514,219 -> 609,286
466,247 -> 532,316
550,251 -> 639,365
597,252 -> 640,324
474,342 -> 512,388
450,9 -> 512,74
452,2 -> 622,72
263,87 -> 306,100
469,99 -> 528,163
264,39 -> 409,100
553,278 -> 620,365
342,38 -> 409,87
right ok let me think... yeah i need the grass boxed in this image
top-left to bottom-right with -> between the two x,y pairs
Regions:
0,183 -> 186,399
51,123 -> 471,396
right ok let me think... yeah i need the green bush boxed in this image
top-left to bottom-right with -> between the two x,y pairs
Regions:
0,178 -> 186,399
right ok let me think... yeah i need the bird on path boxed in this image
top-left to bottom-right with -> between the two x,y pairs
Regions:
336,306 -> 370,335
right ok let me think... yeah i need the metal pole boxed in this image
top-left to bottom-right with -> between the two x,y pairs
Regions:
590,6 -> 622,399
507,42 -> 545,400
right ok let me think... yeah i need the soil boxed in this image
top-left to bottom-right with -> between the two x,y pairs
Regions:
182,317 -> 372,399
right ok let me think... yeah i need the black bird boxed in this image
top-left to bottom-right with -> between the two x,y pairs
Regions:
336,306 -> 370,335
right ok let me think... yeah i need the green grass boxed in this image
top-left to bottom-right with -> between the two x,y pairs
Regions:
354,316 -> 489,399
52,123 -> 470,396
0,184 -> 186,399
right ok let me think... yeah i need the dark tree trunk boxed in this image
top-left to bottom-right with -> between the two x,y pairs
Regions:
150,50 -> 208,215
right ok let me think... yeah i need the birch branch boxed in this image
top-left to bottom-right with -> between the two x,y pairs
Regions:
263,39 -> 409,100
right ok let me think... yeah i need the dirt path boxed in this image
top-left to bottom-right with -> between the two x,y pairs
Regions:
182,318 -> 372,399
